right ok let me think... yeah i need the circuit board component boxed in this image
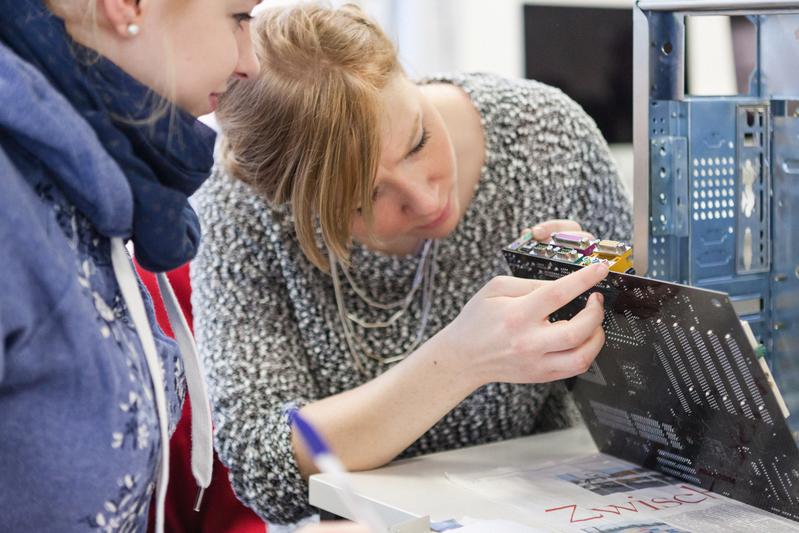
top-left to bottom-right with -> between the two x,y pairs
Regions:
508,231 -> 634,273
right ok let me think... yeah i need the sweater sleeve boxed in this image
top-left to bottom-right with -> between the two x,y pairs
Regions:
191,172 -> 320,524
533,383 -> 583,433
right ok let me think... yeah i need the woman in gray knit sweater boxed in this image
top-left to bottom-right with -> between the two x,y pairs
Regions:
192,3 -> 631,526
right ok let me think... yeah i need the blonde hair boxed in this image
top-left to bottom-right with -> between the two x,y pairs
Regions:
217,3 -> 402,271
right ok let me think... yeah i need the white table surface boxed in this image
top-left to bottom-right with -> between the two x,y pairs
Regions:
309,426 -> 598,528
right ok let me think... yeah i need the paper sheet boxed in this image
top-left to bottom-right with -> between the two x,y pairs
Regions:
453,518 -> 546,532
446,454 -> 799,532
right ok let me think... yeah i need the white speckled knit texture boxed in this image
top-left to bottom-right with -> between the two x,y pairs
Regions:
191,73 -> 632,525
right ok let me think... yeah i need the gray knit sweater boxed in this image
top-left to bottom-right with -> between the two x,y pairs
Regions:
191,72 -> 632,524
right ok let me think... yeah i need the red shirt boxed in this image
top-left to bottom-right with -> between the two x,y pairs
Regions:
137,263 -> 267,533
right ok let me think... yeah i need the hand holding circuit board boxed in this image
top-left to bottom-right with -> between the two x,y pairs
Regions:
438,252 -> 610,386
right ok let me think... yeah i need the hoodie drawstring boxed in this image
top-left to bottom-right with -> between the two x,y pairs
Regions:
155,272 -> 214,510
110,238 -> 213,532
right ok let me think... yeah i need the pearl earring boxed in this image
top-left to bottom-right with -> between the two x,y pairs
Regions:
126,23 -> 140,36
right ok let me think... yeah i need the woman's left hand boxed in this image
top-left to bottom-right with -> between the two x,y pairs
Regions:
523,219 -> 595,242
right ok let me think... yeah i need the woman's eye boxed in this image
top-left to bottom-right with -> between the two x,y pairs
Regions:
408,128 -> 430,157
233,13 -> 253,27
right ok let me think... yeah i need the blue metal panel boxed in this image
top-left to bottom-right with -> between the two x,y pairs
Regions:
734,104 -> 771,276
641,8 -> 799,431
770,107 -> 799,424
686,100 -> 739,283
648,12 -> 685,101
760,15 -> 799,96
649,100 -> 689,282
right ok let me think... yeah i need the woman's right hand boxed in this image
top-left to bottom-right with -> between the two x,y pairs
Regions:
436,263 -> 609,387
289,258 -> 609,477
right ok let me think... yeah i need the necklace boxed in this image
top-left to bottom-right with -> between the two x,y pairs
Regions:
329,240 -> 439,373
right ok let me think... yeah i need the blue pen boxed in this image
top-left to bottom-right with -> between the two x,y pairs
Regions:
289,408 -> 390,533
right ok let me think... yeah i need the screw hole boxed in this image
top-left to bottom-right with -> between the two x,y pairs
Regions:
662,42 -> 673,55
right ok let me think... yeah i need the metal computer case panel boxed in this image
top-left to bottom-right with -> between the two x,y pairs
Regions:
633,0 -> 799,430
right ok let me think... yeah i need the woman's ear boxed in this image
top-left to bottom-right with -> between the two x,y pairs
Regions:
98,0 -> 148,37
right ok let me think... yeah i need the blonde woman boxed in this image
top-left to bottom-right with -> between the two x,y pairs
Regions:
193,3 -> 630,526
0,1 -> 364,532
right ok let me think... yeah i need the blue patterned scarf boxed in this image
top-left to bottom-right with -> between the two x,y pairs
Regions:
0,0 -> 216,272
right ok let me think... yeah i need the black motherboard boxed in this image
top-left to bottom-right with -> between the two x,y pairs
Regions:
504,234 -> 799,522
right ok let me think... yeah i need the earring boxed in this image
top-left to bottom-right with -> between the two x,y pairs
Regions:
126,23 -> 140,36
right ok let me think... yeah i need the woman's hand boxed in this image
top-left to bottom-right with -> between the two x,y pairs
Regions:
297,522 -> 371,533
291,240 -> 608,476
525,219 -> 595,242
435,263 -> 608,387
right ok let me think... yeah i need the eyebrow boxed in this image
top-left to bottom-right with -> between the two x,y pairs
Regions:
405,112 -> 422,155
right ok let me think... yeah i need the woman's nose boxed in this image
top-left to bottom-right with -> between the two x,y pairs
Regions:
234,31 -> 260,79
403,179 -> 440,217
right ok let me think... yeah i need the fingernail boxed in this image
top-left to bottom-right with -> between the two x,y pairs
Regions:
596,292 -> 604,305
592,262 -> 609,274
